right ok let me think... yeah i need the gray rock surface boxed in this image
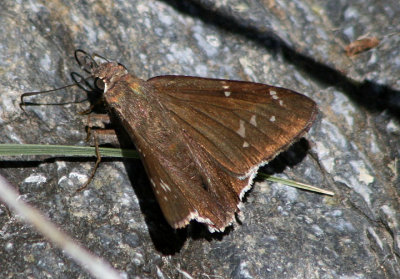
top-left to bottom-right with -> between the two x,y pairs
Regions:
0,0 -> 399,278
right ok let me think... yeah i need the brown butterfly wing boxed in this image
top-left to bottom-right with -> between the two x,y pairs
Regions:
148,76 -> 317,177
102,71 -> 316,231
101,73 -> 253,231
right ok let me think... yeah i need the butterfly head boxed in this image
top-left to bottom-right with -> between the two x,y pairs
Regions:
91,62 -> 128,83
74,49 -> 128,92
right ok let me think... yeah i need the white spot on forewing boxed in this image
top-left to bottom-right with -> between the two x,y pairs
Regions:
222,85 -> 229,89
269,116 -> 276,122
270,90 -> 279,100
250,115 -> 257,126
243,141 -> 249,148
236,120 -> 246,138
150,179 -> 156,188
160,179 -> 171,192
224,91 -> 231,97
279,100 -> 284,106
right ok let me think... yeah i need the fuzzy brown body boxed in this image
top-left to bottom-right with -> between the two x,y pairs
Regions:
90,60 -> 317,232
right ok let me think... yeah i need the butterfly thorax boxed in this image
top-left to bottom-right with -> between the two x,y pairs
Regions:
97,66 -> 180,156
94,62 -> 150,109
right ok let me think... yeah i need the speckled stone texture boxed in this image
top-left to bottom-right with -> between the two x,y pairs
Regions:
0,0 -> 399,278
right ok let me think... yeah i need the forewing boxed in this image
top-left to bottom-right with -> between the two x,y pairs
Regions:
148,76 -> 317,177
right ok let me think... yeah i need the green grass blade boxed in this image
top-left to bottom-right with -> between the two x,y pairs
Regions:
258,173 -> 334,196
0,144 -> 333,195
0,143 -> 138,158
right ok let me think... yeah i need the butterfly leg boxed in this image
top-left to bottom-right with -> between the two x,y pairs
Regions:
76,131 -> 101,192
76,114 -> 117,192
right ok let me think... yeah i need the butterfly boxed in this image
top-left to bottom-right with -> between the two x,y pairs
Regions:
25,50 -> 318,232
